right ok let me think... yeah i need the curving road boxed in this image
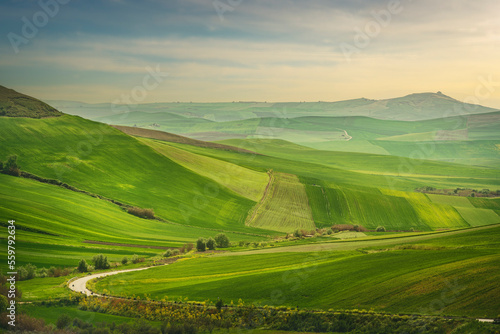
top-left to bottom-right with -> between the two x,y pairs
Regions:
69,267 -> 151,296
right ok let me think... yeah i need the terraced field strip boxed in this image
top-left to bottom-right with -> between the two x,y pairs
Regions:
427,193 -> 500,226
245,172 -> 315,233
139,137 -> 268,202
222,224 -> 500,255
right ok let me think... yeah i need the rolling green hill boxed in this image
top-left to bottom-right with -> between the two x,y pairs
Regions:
0,173 -> 267,270
0,114 -> 266,233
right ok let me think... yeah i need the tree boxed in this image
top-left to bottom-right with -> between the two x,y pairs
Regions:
78,259 -> 89,272
92,254 -> 110,270
196,238 -> 206,252
216,298 -> 224,311
56,314 -> 72,329
206,237 -> 216,250
25,263 -> 37,279
2,155 -> 20,176
215,233 -> 230,248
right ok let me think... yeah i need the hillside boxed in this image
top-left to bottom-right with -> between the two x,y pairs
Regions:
0,113 -> 268,234
0,85 -> 63,118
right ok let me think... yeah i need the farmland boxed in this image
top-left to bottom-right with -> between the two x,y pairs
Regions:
245,172 -> 315,232
1,87 -> 499,332
0,173 -> 267,270
94,224 -> 500,318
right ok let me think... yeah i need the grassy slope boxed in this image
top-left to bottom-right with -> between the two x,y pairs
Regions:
217,138 -> 500,191
95,225 -> 500,318
0,174 -> 266,269
0,115 -> 265,233
306,182 -> 468,231
245,172 -> 315,233
138,138 -> 268,202
427,194 -> 500,227
160,141 -> 498,231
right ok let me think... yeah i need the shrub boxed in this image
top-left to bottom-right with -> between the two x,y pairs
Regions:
331,224 -> 367,232
121,257 -> 128,265
327,229 -> 333,235
93,254 -> 111,270
293,230 -> 301,238
376,226 -> 386,232
17,266 -> 28,281
215,299 -> 224,311
172,249 -> 180,256
131,254 -> 144,264
1,155 -> 21,176
37,267 -> 48,278
186,243 -> 194,252
196,238 -> 206,252
238,240 -> 245,247
163,249 -> 173,258
127,206 -> 155,219
215,233 -> 230,248
56,314 -> 72,329
78,259 -> 89,273
206,237 -> 216,250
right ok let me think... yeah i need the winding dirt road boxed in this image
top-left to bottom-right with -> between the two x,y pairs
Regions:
69,267 -> 151,296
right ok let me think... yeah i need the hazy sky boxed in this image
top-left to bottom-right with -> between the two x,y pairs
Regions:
1,0 -> 499,107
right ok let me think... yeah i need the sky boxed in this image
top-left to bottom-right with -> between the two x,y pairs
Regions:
0,0 -> 499,107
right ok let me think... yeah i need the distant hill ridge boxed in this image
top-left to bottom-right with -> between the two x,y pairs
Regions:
0,85 -> 62,118
48,91 -> 498,122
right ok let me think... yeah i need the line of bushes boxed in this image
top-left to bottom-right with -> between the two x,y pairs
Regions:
195,233 -> 231,252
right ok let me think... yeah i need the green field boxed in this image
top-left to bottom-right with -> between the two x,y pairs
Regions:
306,182 -> 468,231
0,115 -> 265,233
95,225 -> 500,318
427,194 -> 500,226
139,137 -> 269,202
0,174 -> 267,270
246,172 -> 315,232
2,88 -> 500,330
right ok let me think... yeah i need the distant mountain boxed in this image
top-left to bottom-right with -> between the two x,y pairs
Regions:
0,85 -> 63,118
46,92 -> 498,122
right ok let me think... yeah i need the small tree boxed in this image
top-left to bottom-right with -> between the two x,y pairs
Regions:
206,237 -> 216,251
78,259 -> 89,273
196,238 -> 206,252
56,314 -> 72,329
92,254 -> 110,270
376,226 -> 386,232
121,257 -> 128,265
163,249 -> 173,258
3,155 -> 20,176
215,299 -> 224,312
215,233 -> 230,248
